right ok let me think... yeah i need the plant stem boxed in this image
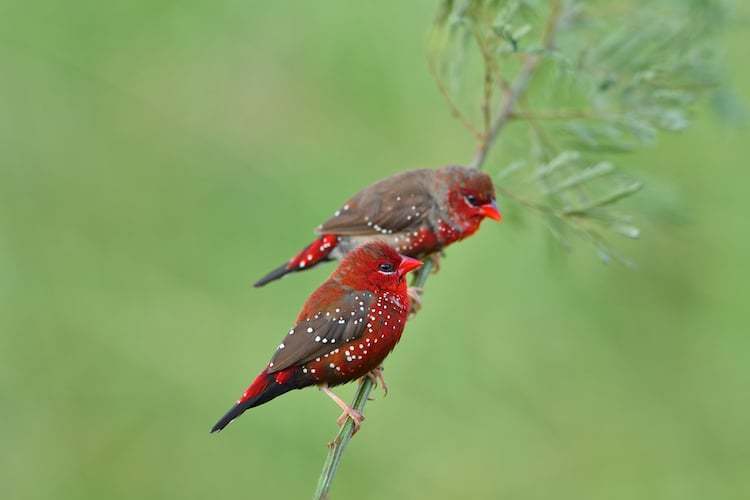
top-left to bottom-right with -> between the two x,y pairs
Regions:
510,109 -> 597,121
469,0 -> 564,170
427,55 -> 485,141
469,56 -> 539,170
312,3 -> 565,498
312,259 -> 434,500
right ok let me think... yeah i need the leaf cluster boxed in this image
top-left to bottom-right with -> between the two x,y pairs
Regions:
430,0 -> 730,264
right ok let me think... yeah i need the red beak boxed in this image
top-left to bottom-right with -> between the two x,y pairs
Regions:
398,256 -> 423,277
480,200 -> 502,221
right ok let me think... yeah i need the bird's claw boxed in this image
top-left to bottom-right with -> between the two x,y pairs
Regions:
428,252 -> 442,273
408,287 -> 423,315
366,367 -> 388,397
336,407 -> 365,435
321,384 -> 366,435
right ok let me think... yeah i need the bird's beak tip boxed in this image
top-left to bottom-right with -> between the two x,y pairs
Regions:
481,201 -> 502,222
481,201 -> 503,222
398,256 -> 423,276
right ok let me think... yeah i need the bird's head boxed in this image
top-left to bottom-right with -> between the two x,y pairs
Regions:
438,166 -> 501,226
336,241 -> 422,293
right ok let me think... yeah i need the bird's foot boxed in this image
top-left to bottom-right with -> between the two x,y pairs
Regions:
321,384 -> 365,435
428,252 -> 442,273
407,287 -> 423,315
366,366 -> 388,397
336,407 -> 365,434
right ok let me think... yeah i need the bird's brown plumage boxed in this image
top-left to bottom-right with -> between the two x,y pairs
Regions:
317,169 -> 436,236
253,166 -> 499,287
267,287 -> 375,373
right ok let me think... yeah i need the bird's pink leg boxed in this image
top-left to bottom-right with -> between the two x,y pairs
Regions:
366,366 -> 388,397
320,385 -> 365,434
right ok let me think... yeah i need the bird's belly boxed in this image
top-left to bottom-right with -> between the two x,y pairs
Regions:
333,228 -> 443,259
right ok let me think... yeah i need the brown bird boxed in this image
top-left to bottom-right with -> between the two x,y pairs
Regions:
254,166 -> 500,287
212,241 -> 423,433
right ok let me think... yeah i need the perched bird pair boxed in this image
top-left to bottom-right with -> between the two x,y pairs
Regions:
212,166 -> 500,433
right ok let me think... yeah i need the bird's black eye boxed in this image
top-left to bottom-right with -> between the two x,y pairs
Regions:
378,262 -> 395,273
465,194 -> 479,206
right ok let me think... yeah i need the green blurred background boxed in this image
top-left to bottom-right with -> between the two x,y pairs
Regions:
1,2 -> 748,499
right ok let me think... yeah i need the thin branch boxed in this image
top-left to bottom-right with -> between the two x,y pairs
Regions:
427,56 -> 485,141
312,259 -> 435,500
312,377 -> 375,500
496,187 -> 554,214
480,39 -> 493,136
518,98 -> 559,159
469,2 -> 565,170
313,3 -> 567,498
542,0 -> 563,50
469,55 -> 537,169
473,28 -> 512,136
511,109 -> 598,120
480,40 -> 512,94
561,181 -> 643,216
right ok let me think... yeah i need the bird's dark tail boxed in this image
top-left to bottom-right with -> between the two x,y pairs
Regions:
211,368 -> 299,433
253,234 -> 339,287
253,263 -> 295,287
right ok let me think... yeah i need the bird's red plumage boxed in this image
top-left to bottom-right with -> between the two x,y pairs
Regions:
212,242 -> 421,432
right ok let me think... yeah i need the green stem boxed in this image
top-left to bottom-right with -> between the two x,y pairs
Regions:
468,0 -> 564,170
312,4 -> 565,498
312,259 -> 434,500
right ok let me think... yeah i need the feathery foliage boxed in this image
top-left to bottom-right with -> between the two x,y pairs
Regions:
430,0 -> 729,264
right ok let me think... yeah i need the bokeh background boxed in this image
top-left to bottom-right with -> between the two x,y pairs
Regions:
1,2 -> 748,499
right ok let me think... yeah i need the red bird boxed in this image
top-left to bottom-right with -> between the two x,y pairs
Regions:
254,166 -> 500,287
212,242 -> 422,433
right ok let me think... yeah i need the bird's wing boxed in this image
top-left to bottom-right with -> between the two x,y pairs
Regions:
317,169 -> 436,236
267,288 -> 375,373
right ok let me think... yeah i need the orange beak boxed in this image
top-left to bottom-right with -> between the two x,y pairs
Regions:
397,256 -> 423,277
480,200 -> 502,221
